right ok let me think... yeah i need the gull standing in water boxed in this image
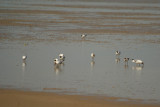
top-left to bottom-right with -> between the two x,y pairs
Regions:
59,53 -> 65,62
132,59 -> 144,66
90,53 -> 95,71
124,58 -> 129,65
54,58 -> 62,75
22,55 -> 27,71
22,55 -> 27,60
54,58 -> 62,65
91,53 -> 95,60
115,51 -> 121,56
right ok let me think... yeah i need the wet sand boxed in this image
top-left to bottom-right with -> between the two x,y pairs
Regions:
0,89 -> 160,107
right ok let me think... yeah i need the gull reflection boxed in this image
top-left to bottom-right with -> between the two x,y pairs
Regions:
22,62 -> 26,67
132,66 -> 144,71
54,62 -> 65,75
21,60 -> 27,88
132,66 -> 144,78
90,60 -> 95,72
91,60 -> 95,67
124,64 -> 129,70
54,64 -> 62,75
22,60 -> 26,72
115,58 -> 120,64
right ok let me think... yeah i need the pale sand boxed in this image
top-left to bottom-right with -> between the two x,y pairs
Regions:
0,89 -> 159,107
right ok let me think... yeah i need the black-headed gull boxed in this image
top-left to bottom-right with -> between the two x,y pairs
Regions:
59,53 -> 65,61
91,53 -> 95,59
115,51 -> 121,56
54,58 -> 61,65
22,55 -> 27,60
81,34 -> 87,39
124,58 -> 129,64
132,59 -> 144,66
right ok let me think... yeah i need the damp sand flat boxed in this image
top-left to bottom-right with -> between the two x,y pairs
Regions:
0,89 -> 160,107
0,0 -> 160,105
0,0 -> 160,37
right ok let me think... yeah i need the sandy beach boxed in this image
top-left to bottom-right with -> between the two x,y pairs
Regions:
0,89 -> 160,107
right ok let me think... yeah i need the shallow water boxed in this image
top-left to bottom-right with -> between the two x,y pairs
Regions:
0,0 -> 160,103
